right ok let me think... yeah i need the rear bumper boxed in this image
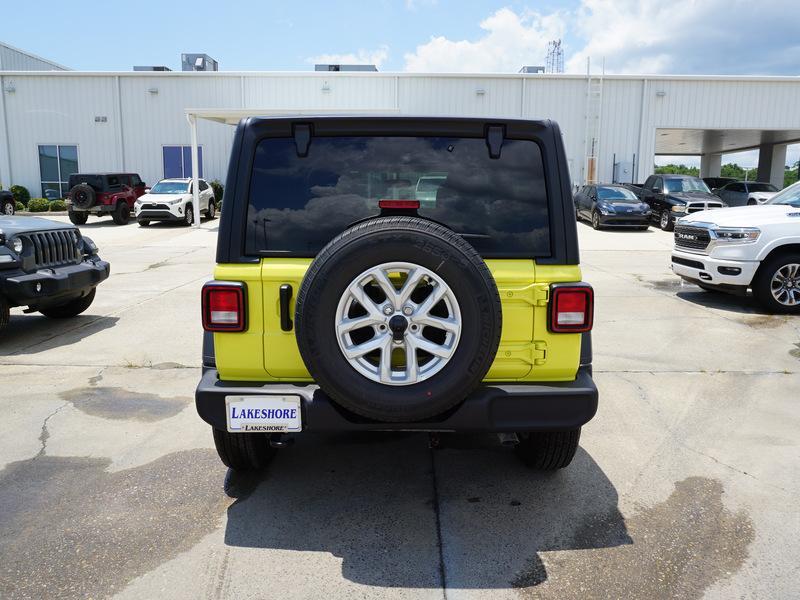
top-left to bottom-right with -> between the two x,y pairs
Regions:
195,366 -> 598,433
136,210 -> 182,222
0,257 -> 110,308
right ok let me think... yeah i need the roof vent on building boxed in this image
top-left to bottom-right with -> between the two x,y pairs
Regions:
182,54 -> 219,72
519,66 -> 545,74
314,64 -> 378,72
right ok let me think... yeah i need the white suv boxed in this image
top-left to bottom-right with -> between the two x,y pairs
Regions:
134,178 -> 216,226
671,181 -> 800,313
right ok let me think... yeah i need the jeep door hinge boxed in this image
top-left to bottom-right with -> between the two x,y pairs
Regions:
533,341 -> 547,365
533,285 -> 549,307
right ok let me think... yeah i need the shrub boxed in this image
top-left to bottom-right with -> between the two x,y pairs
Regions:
50,199 -> 67,211
10,185 -> 30,207
27,198 -> 50,212
210,179 -> 224,203
15,201 -> 24,211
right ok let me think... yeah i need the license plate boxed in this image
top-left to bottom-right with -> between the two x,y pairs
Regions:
225,395 -> 302,433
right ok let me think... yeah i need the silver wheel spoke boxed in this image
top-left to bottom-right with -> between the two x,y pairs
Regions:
410,334 -> 455,359
398,268 -> 426,305
336,314 -> 382,336
379,337 -> 393,383
343,333 -> 390,359
416,282 -> 448,317
350,285 -> 383,318
415,314 -> 460,333
370,268 -> 400,308
405,340 -> 419,381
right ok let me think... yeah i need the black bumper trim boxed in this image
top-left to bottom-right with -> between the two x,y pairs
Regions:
195,366 -> 598,433
137,210 -> 182,222
0,259 -> 110,307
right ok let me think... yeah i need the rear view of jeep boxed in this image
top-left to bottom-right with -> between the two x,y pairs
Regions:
196,117 -> 596,472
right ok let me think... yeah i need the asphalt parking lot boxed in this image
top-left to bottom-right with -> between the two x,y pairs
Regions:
1,217 -> 798,600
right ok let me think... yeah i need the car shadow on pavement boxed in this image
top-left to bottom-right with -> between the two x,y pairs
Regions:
675,289 -> 766,315
223,433 -> 630,590
0,315 -> 119,356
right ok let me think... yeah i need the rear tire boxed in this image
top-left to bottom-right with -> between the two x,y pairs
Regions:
68,210 -> 88,225
515,429 -> 581,470
138,220 -> 150,227
39,288 -> 96,318
206,200 -> 216,220
112,202 -> 130,225
212,428 -> 276,471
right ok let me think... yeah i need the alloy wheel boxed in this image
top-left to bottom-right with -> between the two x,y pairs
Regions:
334,261 -> 462,386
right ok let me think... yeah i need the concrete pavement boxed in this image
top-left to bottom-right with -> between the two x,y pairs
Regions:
0,217 -> 797,599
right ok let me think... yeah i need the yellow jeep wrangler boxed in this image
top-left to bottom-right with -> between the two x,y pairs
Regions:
196,116 -> 596,471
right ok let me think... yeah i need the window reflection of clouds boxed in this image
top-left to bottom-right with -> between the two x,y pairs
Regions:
247,136 -> 549,256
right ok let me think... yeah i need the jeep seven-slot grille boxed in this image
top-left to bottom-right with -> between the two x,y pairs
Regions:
25,230 -> 82,268
674,225 -> 711,251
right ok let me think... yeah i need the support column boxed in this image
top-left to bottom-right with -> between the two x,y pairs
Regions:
700,153 -> 722,178
757,143 -> 787,188
187,113 -> 201,228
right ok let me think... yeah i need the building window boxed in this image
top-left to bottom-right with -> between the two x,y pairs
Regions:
38,145 -> 78,198
163,146 -> 203,179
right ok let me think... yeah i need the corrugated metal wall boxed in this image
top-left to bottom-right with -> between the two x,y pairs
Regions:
1,72 -> 799,195
0,44 -> 67,72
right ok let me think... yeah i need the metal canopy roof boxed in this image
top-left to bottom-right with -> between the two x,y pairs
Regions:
186,108 -> 400,126
656,128 -> 800,155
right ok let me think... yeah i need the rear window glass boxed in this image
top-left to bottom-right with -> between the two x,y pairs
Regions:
246,136 -> 549,257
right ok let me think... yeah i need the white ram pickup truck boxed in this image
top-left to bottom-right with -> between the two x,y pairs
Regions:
670,181 -> 800,313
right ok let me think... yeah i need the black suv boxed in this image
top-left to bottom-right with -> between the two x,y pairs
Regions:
0,215 -> 109,329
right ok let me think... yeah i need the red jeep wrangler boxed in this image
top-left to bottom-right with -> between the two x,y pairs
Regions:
67,173 -> 147,225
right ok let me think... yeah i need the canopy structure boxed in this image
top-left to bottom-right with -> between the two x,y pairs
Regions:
184,108 -> 400,227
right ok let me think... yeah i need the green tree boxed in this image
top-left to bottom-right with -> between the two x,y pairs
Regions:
654,164 -> 699,176
720,163 -> 758,181
785,162 -> 799,188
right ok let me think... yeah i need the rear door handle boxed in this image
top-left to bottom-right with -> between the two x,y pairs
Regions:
279,284 -> 293,331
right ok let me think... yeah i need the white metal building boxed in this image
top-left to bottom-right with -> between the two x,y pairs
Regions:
1,61 -> 799,197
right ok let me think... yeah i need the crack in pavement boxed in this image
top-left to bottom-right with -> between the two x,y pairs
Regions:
429,447 -> 448,600
35,402 -> 69,459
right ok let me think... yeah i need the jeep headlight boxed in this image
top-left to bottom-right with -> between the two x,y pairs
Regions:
12,237 -> 22,253
712,227 -> 760,243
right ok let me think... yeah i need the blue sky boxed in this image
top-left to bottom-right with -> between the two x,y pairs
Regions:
4,0 -> 798,75
4,0 -> 798,167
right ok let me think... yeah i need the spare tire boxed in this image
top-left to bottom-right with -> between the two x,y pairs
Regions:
69,184 -> 96,209
295,216 -> 502,422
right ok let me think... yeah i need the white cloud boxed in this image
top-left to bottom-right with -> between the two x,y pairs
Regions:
566,0 -> 800,75
308,46 -> 389,69
401,2 -> 799,76
403,7 -> 566,72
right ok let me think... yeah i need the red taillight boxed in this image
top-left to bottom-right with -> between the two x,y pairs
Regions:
548,284 -> 593,333
202,282 -> 247,332
378,199 -> 420,210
